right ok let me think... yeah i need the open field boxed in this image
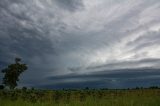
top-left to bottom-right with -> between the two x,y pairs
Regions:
1,89 -> 160,106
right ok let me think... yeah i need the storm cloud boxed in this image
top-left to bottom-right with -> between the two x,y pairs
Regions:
0,0 -> 160,88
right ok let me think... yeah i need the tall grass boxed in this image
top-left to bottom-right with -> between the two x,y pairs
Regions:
0,89 -> 160,106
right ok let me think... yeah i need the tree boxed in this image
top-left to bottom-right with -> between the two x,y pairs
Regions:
1,58 -> 27,89
0,85 -> 4,90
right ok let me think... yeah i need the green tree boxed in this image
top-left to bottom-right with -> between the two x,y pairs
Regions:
1,58 -> 27,89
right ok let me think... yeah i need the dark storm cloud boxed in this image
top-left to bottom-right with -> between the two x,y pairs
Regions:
54,0 -> 84,12
0,0 -> 160,88
0,0 -> 58,84
40,78 -> 160,89
40,68 -> 160,89
48,68 -> 160,80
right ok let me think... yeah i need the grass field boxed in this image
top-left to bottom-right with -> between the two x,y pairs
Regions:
0,89 -> 160,106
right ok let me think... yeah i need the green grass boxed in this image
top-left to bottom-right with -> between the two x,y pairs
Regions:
0,89 -> 160,106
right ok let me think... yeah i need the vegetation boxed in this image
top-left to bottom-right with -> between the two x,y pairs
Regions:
0,85 -> 4,90
0,88 -> 160,106
1,58 -> 27,89
1,58 -> 160,105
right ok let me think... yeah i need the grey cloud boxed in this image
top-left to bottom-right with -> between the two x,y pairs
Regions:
48,68 -> 160,80
0,0 -> 160,88
41,68 -> 160,89
127,31 -> 160,51
0,0 -> 59,83
54,0 -> 84,12
86,58 -> 160,71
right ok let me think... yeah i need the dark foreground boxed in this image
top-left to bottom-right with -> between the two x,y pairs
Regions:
0,89 -> 160,106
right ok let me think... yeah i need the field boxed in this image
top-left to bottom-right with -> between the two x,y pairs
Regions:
0,89 -> 160,106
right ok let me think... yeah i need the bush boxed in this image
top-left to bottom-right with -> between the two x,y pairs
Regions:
0,85 -> 4,90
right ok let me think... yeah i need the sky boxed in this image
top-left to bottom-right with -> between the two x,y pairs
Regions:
0,0 -> 160,89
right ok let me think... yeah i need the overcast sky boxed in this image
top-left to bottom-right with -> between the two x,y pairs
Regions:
0,0 -> 160,89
